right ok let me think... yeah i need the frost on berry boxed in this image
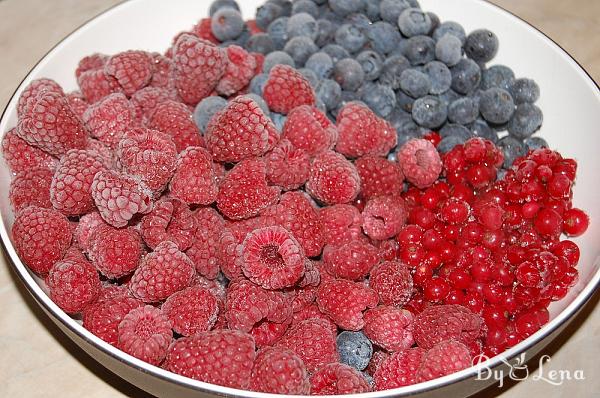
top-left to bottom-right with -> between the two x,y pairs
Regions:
374,348 -> 426,389
397,139 -> 443,189
310,363 -> 371,395
169,146 -> 218,205
83,295 -> 143,346
87,224 -> 143,279
82,93 -> 136,148
318,204 -> 364,247
413,304 -> 484,349
147,99 -> 204,152
263,64 -> 316,115
104,50 -> 154,96
186,207 -> 225,279
77,68 -> 122,103
363,306 -> 415,352
17,78 -> 64,118
362,195 -> 408,240
323,239 -> 380,280
130,86 -> 177,124
370,261 -> 414,307
316,278 -> 378,331
265,139 -> 310,191
140,198 -> 197,250
1,127 -> 57,175
306,150 -> 361,205
46,257 -> 101,314
216,45 -> 257,96
250,348 -> 310,395
250,319 -> 291,348
74,211 -> 106,251
9,167 -> 53,212
161,286 -> 219,336
416,340 -> 472,382
76,53 -> 108,79
355,156 -> 405,200
148,52 -> 176,91
282,105 -> 338,156
66,91 -> 89,118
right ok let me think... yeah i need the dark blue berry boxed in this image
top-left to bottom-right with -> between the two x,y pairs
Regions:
366,0 -> 383,21
193,96 -> 227,132
423,61 -> 452,94
379,55 -> 411,90
479,87 -> 515,124
359,83 -> 396,117
450,58 -> 481,94
396,119 -> 425,145
246,33 -> 275,55
427,12 -> 440,35
256,3 -> 283,30
438,88 -> 461,106
448,97 -> 479,125
438,135 -> 467,153
243,94 -> 270,116
315,19 -> 338,47
497,136 -> 526,168
432,21 -> 466,45
524,136 -> 548,150
317,79 -> 343,110
211,8 -> 245,41
345,13 -> 372,32
292,0 -> 319,17
389,105 -> 412,131
412,95 -> 447,129
249,73 -> 268,95
367,22 -> 402,55
337,331 -> 372,371
209,0 -> 240,16
298,68 -> 320,88
356,50 -> 383,81
440,123 -> 473,140
399,69 -> 431,98
335,24 -> 367,54
263,51 -> 295,73
507,103 -> 543,139
287,12 -> 318,40
331,91 -> 361,118
435,34 -> 462,66
481,65 -> 515,91
398,8 -> 431,37
284,36 -> 318,66
396,90 -> 415,113
379,0 -> 412,24
333,58 -> 365,91
509,78 -> 540,104
402,35 -> 435,65
267,17 -> 290,50
306,52 -> 334,79
322,44 -> 351,64
465,29 -> 499,63
470,119 -> 498,142
330,0 -> 365,17
271,0 -> 293,15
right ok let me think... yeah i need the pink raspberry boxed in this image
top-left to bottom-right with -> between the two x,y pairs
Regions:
306,150 -> 361,205
291,303 -> 337,335
335,102 -> 397,158
66,91 -> 89,118
77,68 -> 122,103
192,274 -> 226,303
46,257 -> 101,314
129,241 -> 195,302
366,350 -> 389,376
282,105 -> 338,156
1,127 -> 57,175
318,204 -> 364,247
310,363 -> 371,395
148,52 -> 176,91
17,78 -> 64,117
82,93 -> 136,148
117,305 -> 173,366
9,167 -> 53,212
165,330 -> 255,389
74,211 -> 106,251
86,138 -> 116,168
323,239 -> 380,280
75,53 -> 108,79
104,50 -> 154,96
83,295 -> 143,345
316,278 -> 378,331
413,304 -> 484,349
264,139 -> 310,191
298,259 -> 321,287
416,340 -> 472,382
363,306 -> 415,352
169,146 -> 218,205
289,285 -> 317,312
397,138 -> 442,189
140,198 -> 196,250
161,285 -> 219,336
186,207 -> 225,279
96,282 -> 130,302
370,261 -> 414,307
362,195 -> 408,240
263,65 -> 316,114
87,224 -> 143,279
117,128 -> 177,194
251,320 -> 291,348
355,156 -> 405,200
216,45 -> 257,96
91,169 -> 153,228
250,348 -> 310,394
147,99 -> 204,152
12,206 -> 72,275
374,348 -> 426,389
130,87 -> 177,124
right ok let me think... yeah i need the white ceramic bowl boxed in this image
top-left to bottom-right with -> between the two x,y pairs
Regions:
1,0 -> 599,397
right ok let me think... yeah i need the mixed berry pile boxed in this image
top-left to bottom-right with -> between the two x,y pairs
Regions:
1,0 -> 590,394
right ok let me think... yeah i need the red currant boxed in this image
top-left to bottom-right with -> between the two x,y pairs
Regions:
562,208 -> 589,237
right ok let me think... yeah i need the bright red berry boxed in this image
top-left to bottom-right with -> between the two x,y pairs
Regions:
147,99 -> 204,152
282,105 -> 338,156
363,306 -> 415,352
306,150 -> 361,205
87,224 -> 143,279
263,64 -> 316,114
413,304 -> 483,349
316,278 -> 378,330
161,285 -> 219,336
416,340 -> 472,382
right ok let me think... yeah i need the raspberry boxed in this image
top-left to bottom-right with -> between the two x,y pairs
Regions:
276,318 -> 339,373
416,340 -> 472,382
66,91 -> 89,118
355,156 -> 404,200
87,224 -> 143,279
117,305 -> 173,366
250,348 -> 310,394
147,99 -> 204,152
363,306 -> 415,352
298,259 -> 321,287
1,127 -> 57,175
9,167 -> 53,212
104,50 -> 154,96
251,319 -> 292,348
310,363 -> 371,395
191,18 -> 220,44
366,350 -> 389,376
46,257 -> 101,314
161,285 -> 219,336
148,52 -> 176,91
172,34 -> 227,104
140,198 -> 196,250
96,282 -> 130,302
74,212 -> 106,251
130,87 -> 177,124
289,286 -> 317,312
91,169 -> 153,227
82,93 -> 136,148
83,295 -> 143,345
413,304 -> 484,349
362,195 -> 408,240
165,330 -> 255,389
335,102 -> 397,158
12,206 -> 72,275
77,68 -> 122,103
263,64 -> 316,114
282,105 -> 338,156
129,241 -> 195,302
186,207 -> 225,279
370,261 -> 414,307
17,78 -> 65,118
75,53 -> 108,79
306,150 -> 361,205
316,278 -> 378,330
323,240 -> 380,280
17,91 -> 88,157
169,146 -> 218,205
217,158 -> 281,220
192,274 -> 227,301
205,96 -> 278,162
216,45 -> 257,96
318,204 -> 364,247
397,139 -> 442,189
373,348 -> 426,389
218,219 -> 270,281
265,139 -> 310,191
291,303 -> 337,335
86,139 -> 116,168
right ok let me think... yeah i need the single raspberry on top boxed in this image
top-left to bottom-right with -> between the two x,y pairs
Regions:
82,92 -> 136,148
161,285 -> 219,336
87,224 -> 143,279
9,166 -> 53,212
323,239 -> 380,281
186,207 -> 225,279
264,139 -> 310,191
77,68 -> 122,103
397,138 -> 443,189
355,156 -> 405,201
250,347 -> 310,395
74,211 -> 106,251
316,278 -> 378,331
310,363 -> 371,395
147,99 -> 204,152
369,261 -> 414,307
1,127 -> 57,175
282,105 -> 338,156
17,78 -> 64,117
363,306 -> 415,352
263,64 -> 316,114
318,204 -> 364,247
306,150 -> 361,205
46,257 -> 101,314
362,195 -> 408,240
169,146 -> 218,205
216,45 -> 257,96
140,198 -> 197,250
104,50 -> 154,96
416,340 -> 472,382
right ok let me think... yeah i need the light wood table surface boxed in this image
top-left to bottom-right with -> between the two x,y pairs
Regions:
0,1 -> 598,397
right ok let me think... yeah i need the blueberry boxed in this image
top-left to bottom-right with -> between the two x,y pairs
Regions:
398,8 -> 431,37
322,44 -> 351,64
284,36 -> 318,66
497,136 -> 526,168
509,78 -> 540,104
465,29 -> 499,63
356,50 -> 383,81
256,3 -> 283,31
396,119 -> 425,145
479,88 -> 515,124
249,73 -> 268,95
193,96 -> 228,132
267,17 -> 290,50
440,123 -> 473,140
317,79 -> 343,110
379,0 -> 411,24
427,12 -> 440,35
470,119 -> 498,142
360,83 -> 396,117
315,19 -> 338,47
366,22 -> 402,55
435,34 -> 463,66
287,12 -> 318,40
402,35 -> 435,65
271,0 -> 293,16
337,331 -> 372,371
246,33 -> 275,55
396,90 -> 415,113
306,52 -> 334,79
366,0 -> 383,21
330,0 -> 365,17
450,58 -> 481,94
389,104 -> 412,130
209,0 -> 240,16
524,136 -> 548,150
332,92 -> 362,118
298,68 -> 320,88
379,55 -> 411,90
423,61 -> 452,94
345,13 -> 372,32
438,88 -> 461,106
316,97 -> 327,113
271,112 -> 287,131
263,51 -> 295,73
333,58 -> 365,91
448,97 -> 479,125
211,8 -> 245,41
437,135 -> 467,153
242,94 -> 270,116
481,65 -> 515,91
400,69 -> 431,98
412,95 -> 447,129
335,24 -> 367,54
507,103 -> 543,139
432,21 -> 466,45
292,0 -> 319,17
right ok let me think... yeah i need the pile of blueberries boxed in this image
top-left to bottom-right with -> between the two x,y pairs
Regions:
204,0 -> 547,169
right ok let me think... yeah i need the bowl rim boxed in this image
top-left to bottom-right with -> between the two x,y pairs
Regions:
0,0 -> 599,397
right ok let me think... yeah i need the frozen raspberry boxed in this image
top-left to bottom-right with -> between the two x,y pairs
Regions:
46,257 -> 101,314
129,241 -> 195,302
192,274 -> 227,302
413,304 -> 484,349
318,204 -> 364,247
282,105 -> 337,156
191,18 -> 220,44
75,53 -> 108,79
366,350 -> 389,376
140,198 -> 196,250
218,220 -> 268,281
265,139 -> 310,191
74,211 -> 106,251
147,99 -> 204,152
362,195 -> 408,240
104,50 -> 154,96
217,158 -> 281,220
1,127 -> 57,175
250,348 -> 310,394
161,285 -> 219,336
290,285 -> 317,312
117,305 -> 172,366
9,167 -> 53,212
355,156 -> 404,200
96,282 -> 130,302
50,149 -> 107,216
169,147 -> 218,205
323,240 -> 380,280
306,150 -> 361,205
310,363 -> 371,395
12,206 -> 72,275
216,45 -> 257,96
86,139 -> 116,168
77,68 -> 122,103
87,224 -> 143,279
172,34 -> 227,104
316,278 -> 378,330
83,295 -> 143,345
186,207 -> 225,279
251,320 -> 291,348
291,303 -> 337,335
374,348 -> 426,389
398,139 -> 442,189
363,306 -> 415,352
148,52 -> 176,91
82,93 -> 136,148
263,64 -> 316,114
130,87 -> 177,124
205,95 -> 278,162
165,330 -> 255,389
298,259 -> 321,287
91,169 -> 153,228
370,261 -> 414,307
17,91 -> 88,157
416,340 -> 472,382
66,91 -> 89,118
17,78 -> 64,117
